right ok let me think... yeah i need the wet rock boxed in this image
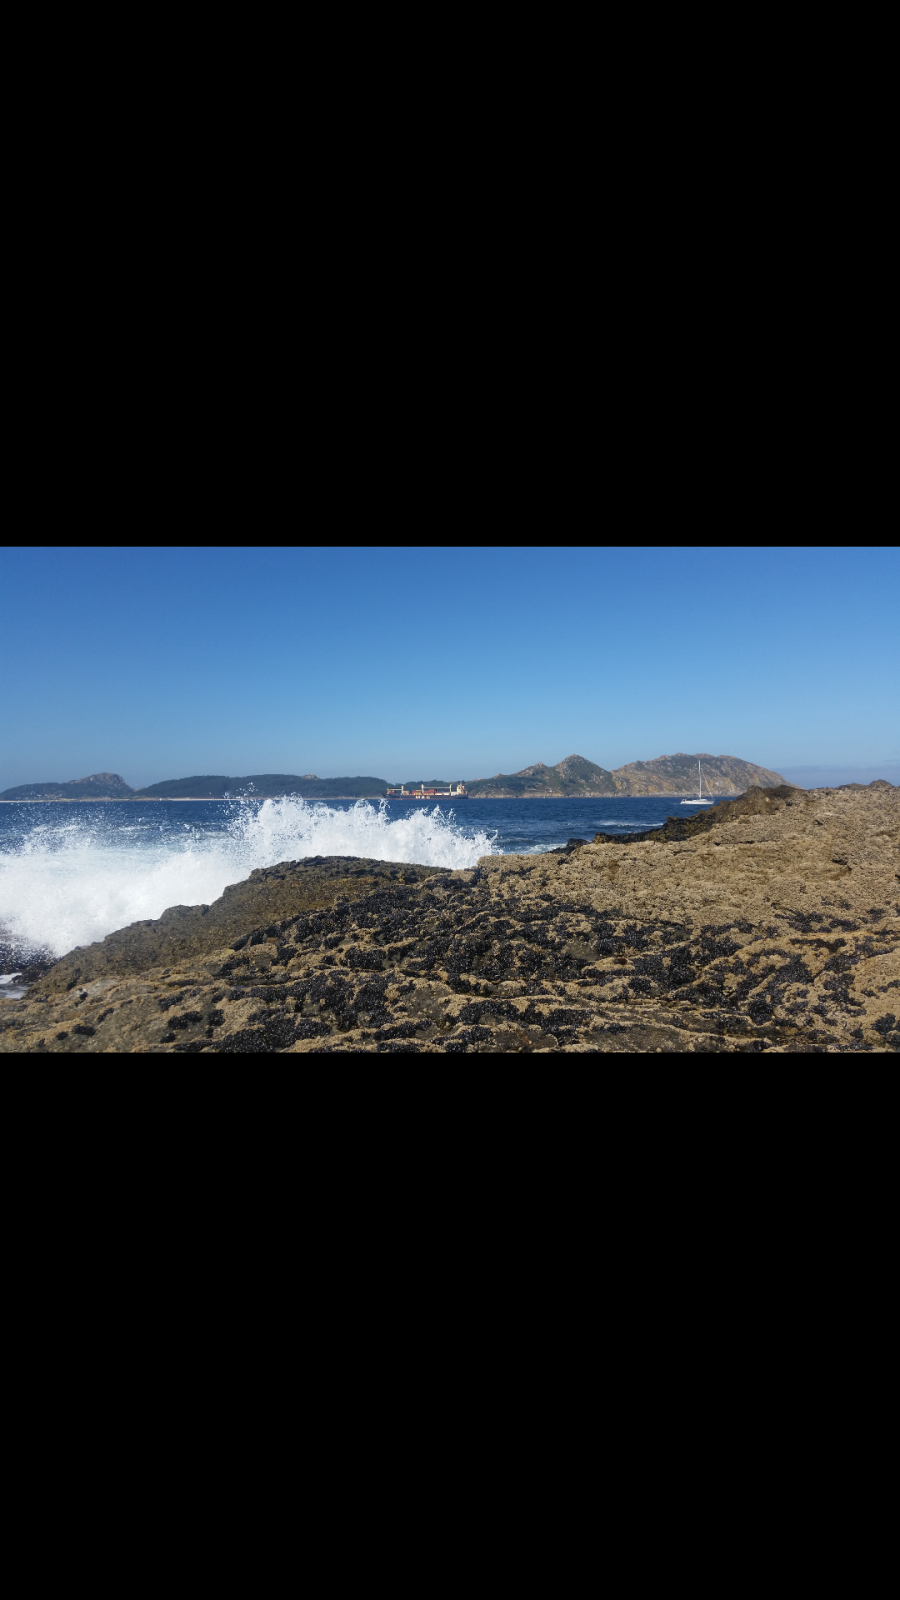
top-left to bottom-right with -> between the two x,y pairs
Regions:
31,857 -> 451,997
0,942 -> 55,987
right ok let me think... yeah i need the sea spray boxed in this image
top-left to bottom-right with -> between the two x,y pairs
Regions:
231,796 -> 497,871
0,799 -> 498,958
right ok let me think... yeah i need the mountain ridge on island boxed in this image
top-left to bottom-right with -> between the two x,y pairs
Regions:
463,752 -> 788,797
0,772 -> 137,801
1,753 -> 792,801
0,773 -> 391,801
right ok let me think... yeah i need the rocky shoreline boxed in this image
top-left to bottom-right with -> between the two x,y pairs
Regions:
2,784 -> 897,1054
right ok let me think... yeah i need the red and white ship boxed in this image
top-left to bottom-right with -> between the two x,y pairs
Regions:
385,783 -> 468,800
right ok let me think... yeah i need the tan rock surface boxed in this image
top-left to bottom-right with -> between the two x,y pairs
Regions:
2,785 -> 897,1054
32,858 -> 450,996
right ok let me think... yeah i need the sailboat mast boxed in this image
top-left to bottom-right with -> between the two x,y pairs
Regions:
698,761 -> 701,798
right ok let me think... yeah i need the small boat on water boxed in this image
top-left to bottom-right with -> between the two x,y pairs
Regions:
680,762 -> 714,805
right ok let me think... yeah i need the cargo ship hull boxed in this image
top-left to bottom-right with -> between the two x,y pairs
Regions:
385,793 -> 467,801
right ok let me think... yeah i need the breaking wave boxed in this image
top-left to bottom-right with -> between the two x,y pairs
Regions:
0,798 -> 499,958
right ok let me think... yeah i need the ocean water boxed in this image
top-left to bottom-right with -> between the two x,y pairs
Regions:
0,794 -> 735,962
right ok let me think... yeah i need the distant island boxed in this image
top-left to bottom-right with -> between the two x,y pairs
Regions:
0,771 -> 137,801
0,772 -> 390,801
0,753 -> 789,801
133,773 -> 390,800
464,753 -> 788,797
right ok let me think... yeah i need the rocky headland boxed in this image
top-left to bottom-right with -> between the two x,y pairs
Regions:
2,782 -> 897,1054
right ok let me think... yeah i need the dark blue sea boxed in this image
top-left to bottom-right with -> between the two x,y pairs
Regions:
0,793 -> 734,962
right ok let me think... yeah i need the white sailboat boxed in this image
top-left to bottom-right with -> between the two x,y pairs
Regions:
680,761 -> 714,805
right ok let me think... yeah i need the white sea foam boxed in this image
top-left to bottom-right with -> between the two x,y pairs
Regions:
0,799 -> 499,958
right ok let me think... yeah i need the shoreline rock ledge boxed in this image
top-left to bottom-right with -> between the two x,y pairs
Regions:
2,786 -> 897,1053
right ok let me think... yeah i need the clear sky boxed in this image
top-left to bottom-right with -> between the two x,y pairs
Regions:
2,546 -> 897,790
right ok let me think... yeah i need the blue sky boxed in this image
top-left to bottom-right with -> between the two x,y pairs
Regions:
2,546 -> 897,789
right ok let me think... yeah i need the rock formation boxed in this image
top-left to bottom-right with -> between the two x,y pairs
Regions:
2,783 -> 897,1054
